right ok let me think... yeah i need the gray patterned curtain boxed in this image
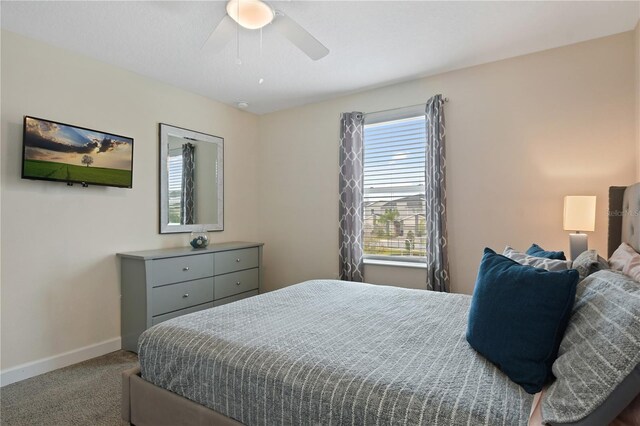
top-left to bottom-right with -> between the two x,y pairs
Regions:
425,95 -> 450,292
339,112 -> 365,282
181,143 -> 195,225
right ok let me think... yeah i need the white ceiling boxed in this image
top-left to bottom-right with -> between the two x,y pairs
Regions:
1,1 -> 639,114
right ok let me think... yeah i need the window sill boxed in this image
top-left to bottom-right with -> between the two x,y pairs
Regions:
363,258 -> 427,269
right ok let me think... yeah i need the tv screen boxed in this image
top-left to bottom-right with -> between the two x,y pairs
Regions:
22,116 -> 133,188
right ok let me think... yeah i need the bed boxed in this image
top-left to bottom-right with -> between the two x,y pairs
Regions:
122,184 -> 640,426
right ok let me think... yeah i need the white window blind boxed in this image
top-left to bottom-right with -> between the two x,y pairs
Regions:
363,115 -> 427,260
167,150 -> 182,225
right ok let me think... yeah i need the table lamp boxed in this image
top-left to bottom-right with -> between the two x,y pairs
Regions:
563,195 -> 596,260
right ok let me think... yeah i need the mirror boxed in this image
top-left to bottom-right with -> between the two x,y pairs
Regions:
159,124 -> 223,234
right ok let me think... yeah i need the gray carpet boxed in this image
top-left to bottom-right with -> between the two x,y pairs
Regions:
1,350 -> 138,425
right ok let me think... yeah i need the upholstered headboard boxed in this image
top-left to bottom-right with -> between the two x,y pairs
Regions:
608,183 -> 640,257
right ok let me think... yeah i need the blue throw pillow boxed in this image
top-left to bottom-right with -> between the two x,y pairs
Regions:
526,243 -> 566,260
466,248 -> 578,394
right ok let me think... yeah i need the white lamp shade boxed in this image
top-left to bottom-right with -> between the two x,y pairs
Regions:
227,0 -> 274,30
563,196 -> 596,232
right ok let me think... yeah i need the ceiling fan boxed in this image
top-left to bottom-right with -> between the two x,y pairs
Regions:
204,0 -> 330,61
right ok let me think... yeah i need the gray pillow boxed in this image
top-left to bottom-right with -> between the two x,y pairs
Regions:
571,250 -> 610,281
502,246 -> 571,271
541,270 -> 640,424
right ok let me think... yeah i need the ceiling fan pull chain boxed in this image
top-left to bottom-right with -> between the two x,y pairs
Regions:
258,27 -> 264,85
236,0 -> 242,65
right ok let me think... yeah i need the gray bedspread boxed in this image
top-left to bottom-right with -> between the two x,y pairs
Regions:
138,280 -> 532,425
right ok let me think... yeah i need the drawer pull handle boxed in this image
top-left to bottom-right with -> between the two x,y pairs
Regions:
183,293 -> 189,298
235,281 -> 241,286
183,267 -> 190,271
236,258 -> 241,262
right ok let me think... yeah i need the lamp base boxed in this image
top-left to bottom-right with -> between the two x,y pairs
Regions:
569,233 -> 588,260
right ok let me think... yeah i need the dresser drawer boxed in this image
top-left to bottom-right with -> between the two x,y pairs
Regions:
215,247 -> 259,275
214,268 -> 259,299
151,277 -> 214,316
152,302 -> 214,326
214,290 -> 258,307
151,254 -> 214,287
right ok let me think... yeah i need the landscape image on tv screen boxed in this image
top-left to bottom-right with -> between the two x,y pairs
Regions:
22,116 -> 133,188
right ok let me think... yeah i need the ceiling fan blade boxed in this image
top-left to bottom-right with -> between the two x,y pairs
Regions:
202,15 -> 235,53
271,10 -> 329,61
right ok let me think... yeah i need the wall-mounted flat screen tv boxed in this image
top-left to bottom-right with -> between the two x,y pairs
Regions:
22,116 -> 134,188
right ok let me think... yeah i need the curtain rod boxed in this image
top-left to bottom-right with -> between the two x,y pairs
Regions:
363,98 -> 449,117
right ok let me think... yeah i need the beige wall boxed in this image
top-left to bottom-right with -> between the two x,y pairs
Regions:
257,31 -> 637,295
0,31 -> 260,370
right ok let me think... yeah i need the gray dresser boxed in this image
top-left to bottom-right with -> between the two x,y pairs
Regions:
118,241 -> 263,352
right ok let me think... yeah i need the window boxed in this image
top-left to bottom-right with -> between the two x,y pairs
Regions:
363,113 -> 426,261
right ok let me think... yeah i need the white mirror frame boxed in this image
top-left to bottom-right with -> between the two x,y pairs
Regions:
159,123 -> 224,234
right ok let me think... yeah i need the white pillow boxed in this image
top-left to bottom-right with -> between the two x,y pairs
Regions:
609,242 -> 640,282
623,257 -> 640,282
502,246 -> 571,271
609,242 -> 637,272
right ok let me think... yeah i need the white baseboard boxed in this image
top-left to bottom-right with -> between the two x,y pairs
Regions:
0,337 -> 122,387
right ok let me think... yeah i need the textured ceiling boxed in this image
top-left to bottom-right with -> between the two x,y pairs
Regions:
1,1 -> 639,114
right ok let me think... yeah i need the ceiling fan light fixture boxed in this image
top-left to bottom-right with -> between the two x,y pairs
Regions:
226,0 -> 274,30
